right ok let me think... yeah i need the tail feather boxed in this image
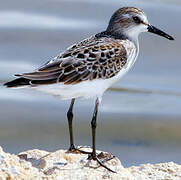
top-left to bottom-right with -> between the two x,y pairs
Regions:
4,77 -> 57,88
3,78 -> 30,88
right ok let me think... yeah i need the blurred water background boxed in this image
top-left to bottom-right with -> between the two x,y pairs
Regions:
0,0 -> 181,167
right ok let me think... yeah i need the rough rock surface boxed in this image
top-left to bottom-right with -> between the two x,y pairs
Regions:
0,146 -> 181,180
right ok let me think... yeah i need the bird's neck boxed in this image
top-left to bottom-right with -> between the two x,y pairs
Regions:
127,34 -> 139,50
95,30 -> 139,49
95,31 -> 128,40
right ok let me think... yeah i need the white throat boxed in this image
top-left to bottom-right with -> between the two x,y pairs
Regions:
123,23 -> 147,49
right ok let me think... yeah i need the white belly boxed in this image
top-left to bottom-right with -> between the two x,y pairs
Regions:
34,79 -> 112,100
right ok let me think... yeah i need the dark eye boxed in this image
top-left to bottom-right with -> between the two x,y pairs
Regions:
133,16 -> 141,24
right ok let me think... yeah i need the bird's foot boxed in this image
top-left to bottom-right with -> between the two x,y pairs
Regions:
87,152 -> 116,173
67,145 -> 92,154
68,144 -> 77,152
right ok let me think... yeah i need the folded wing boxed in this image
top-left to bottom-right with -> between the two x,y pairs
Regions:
15,37 -> 127,86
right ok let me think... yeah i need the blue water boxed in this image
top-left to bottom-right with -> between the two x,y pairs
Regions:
0,0 -> 181,167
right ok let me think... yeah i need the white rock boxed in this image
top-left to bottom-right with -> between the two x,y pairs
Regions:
0,146 -> 181,179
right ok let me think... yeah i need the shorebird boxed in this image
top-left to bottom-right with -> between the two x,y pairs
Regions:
4,7 -> 174,172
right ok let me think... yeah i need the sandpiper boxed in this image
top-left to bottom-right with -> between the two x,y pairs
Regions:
4,7 -> 174,172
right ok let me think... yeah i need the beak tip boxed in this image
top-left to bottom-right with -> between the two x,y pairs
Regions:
169,36 -> 174,41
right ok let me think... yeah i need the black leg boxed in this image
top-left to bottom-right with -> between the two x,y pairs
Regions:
67,98 -> 94,154
67,98 -> 75,151
91,98 -> 99,158
88,97 -> 116,173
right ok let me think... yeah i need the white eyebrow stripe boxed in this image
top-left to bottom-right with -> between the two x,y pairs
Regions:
122,14 -> 130,18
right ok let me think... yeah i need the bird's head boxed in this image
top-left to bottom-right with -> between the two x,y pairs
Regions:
106,7 -> 174,41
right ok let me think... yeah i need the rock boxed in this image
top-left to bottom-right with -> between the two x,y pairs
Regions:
0,146 -> 181,180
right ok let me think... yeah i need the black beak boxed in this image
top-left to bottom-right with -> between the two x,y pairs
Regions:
147,24 -> 174,40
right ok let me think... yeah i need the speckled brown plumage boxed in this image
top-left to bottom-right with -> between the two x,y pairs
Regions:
18,36 -> 127,86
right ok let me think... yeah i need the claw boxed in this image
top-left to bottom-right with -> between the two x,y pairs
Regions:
95,156 -> 116,173
87,152 -> 116,173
